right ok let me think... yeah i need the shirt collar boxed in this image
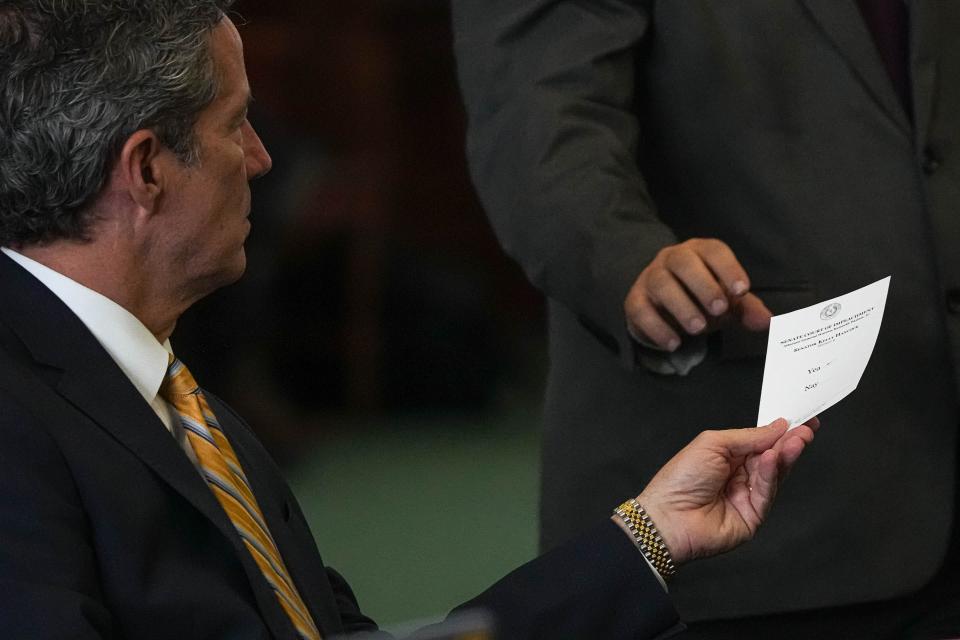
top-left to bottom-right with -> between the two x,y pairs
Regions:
1,247 -> 172,405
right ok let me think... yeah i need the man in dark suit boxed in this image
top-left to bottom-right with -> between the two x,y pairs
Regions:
0,1 -> 818,638
453,0 -> 960,637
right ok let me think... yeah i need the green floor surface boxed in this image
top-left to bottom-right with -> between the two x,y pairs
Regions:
286,412 -> 541,631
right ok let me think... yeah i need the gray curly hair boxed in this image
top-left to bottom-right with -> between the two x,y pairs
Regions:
0,0 -> 236,246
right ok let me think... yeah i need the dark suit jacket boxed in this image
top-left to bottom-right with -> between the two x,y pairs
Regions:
0,251 -> 680,639
454,0 -> 960,621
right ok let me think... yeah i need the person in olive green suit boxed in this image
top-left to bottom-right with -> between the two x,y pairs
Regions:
454,0 -> 960,636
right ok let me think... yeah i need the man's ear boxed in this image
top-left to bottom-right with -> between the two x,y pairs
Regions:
118,129 -> 165,213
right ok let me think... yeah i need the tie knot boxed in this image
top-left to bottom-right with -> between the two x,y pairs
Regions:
160,356 -> 200,400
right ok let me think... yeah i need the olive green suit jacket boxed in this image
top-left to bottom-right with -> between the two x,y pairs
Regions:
454,0 -> 960,621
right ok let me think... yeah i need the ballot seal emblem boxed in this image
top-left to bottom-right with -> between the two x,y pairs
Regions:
820,303 -> 841,320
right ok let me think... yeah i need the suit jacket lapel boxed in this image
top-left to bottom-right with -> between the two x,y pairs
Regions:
0,253 -> 302,639
800,0 -> 912,135
0,255 -> 233,538
55,363 -> 246,546
908,0 -> 945,146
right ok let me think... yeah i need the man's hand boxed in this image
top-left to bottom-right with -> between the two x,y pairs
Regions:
631,418 -> 819,565
624,238 -> 772,351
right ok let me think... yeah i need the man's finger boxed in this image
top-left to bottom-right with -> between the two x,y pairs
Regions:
695,239 -> 751,297
771,423 -> 815,454
626,291 -> 683,351
735,293 -> 773,331
664,249 -> 730,316
699,419 -> 789,459
748,448 -> 780,518
770,424 -> 816,484
776,434 -> 810,474
646,269 -> 708,335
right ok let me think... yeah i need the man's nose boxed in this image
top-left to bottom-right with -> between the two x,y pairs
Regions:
244,121 -> 273,180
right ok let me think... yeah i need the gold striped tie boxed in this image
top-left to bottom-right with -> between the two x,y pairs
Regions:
161,356 -> 321,640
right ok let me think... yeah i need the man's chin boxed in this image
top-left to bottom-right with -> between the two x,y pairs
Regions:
202,252 -> 247,297
226,251 -> 247,285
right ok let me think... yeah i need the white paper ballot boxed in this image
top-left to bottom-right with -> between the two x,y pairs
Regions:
757,277 -> 890,428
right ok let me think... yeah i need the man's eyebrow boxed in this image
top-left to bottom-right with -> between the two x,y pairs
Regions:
231,94 -> 254,125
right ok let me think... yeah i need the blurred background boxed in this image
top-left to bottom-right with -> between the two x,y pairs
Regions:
172,0 -> 549,630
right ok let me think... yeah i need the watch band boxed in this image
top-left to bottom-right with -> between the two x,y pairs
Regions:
614,498 -> 676,579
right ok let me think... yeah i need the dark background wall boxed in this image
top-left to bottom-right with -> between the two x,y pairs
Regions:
173,0 -> 549,626
176,0 -> 544,451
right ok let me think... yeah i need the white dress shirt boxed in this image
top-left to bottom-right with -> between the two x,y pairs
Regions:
2,247 -> 196,462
